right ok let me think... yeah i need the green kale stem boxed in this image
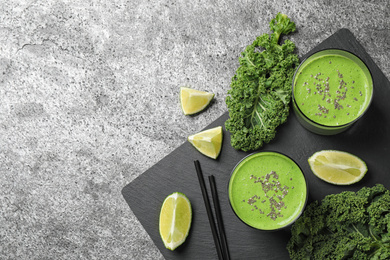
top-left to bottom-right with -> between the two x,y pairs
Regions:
368,225 -> 378,241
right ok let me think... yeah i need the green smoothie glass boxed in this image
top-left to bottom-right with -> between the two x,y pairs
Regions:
292,49 -> 373,135
228,152 -> 308,231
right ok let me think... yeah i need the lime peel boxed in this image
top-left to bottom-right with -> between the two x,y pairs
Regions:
308,150 -> 367,185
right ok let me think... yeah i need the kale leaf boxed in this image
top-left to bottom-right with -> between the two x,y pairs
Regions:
287,184 -> 390,259
225,13 -> 299,151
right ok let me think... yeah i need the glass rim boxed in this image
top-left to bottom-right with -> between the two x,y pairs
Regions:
291,48 -> 374,129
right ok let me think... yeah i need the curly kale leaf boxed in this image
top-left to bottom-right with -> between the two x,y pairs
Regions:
287,184 -> 390,260
225,13 -> 299,151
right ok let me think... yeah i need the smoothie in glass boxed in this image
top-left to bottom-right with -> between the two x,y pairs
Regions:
292,49 -> 373,135
228,152 -> 307,230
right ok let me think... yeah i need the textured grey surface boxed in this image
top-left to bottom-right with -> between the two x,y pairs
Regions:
0,0 -> 389,259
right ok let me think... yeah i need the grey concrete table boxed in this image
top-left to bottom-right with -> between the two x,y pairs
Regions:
1,0 -> 389,259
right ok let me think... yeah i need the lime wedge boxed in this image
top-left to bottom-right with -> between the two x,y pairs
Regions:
188,126 -> 223,159
159,192 -> 192,250
308,150 -> 367,185
180,87 -> 214,115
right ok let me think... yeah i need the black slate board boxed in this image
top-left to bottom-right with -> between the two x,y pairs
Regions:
122,28 -> 390,259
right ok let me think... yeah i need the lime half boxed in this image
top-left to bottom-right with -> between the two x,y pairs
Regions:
180,87 -> 214,115
159,192 -> 192,250
308,150 -> 367,185
188,126 -> 223,159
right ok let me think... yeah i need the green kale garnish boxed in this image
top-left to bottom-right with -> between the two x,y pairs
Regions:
225,13 -> 299,151
287,184 -> 390,259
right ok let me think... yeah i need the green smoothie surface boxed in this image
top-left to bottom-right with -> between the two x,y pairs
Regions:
293,52 -> 373,126
228,152 -> 307,230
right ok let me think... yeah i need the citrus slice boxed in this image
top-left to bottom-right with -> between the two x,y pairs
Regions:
308,150 -> 367,185
188,126 -> 223,159
159,192 -> 192,251
180,87 -> 214,115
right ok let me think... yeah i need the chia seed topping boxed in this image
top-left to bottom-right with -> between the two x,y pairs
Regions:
244,171 -> 291,221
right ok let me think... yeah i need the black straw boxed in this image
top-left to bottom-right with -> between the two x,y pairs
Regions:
194,160 -> 223,260
209,175 -> 230,260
